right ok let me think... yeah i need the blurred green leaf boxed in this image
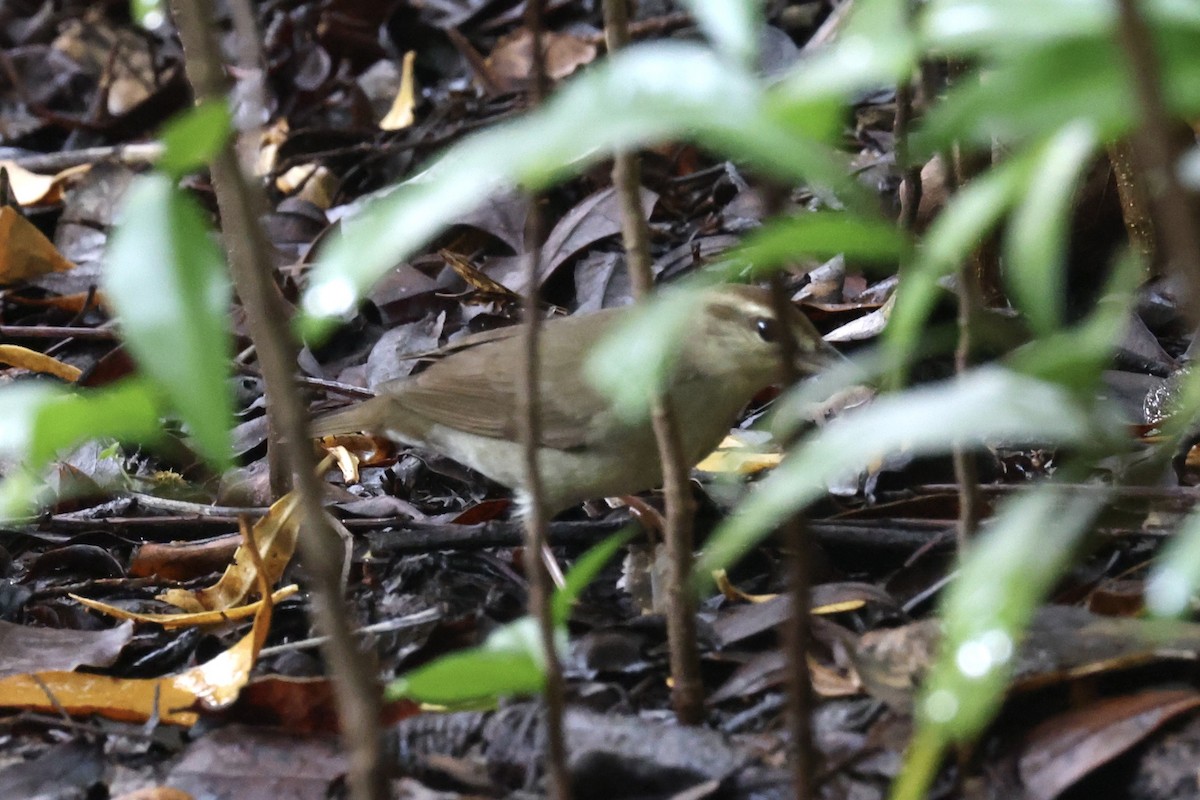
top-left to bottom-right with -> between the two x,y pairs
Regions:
1147,507 -> 1200,617
885,151 -> 1036,374
679,0 -> 761,67
30,379 -> 163,465
892,484 -> 1103,799
697,367 -> 1119,579
584,282 -> 715,422
131,0 -> 166,28
301,42 -> 848,336
553,526 -> 636,625
728,212 -> 908,276
104,175 -> 234,469
1003,122 -> 1099,334
157,101 -> 232,179
774,0 -> 916,103
916,29 -> 1200,153
920,0 -> 1200,54
390,529 -> 631,704
0,379 -> 163,519
1007,251 -> 1141,389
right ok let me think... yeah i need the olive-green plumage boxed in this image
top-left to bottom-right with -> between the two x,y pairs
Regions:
313,284 -> 837,512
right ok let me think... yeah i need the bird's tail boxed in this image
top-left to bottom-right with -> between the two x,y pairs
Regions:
309,397 -> 387,438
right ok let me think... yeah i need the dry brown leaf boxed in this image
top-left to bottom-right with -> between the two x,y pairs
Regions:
0,344 -> 81,381
484,29 -> 597,93
0,206 -> 76,282
255,118 -> 290,176
0,619 -> 132,677
379,51 -> 417,130
0,669 -> 201,725
130,535 -> 240,581
713,569 -> 777,604
0,161 -> 90,206
439,249 -> 520,299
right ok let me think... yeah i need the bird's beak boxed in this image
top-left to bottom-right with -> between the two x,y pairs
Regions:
793,338 -> 845,375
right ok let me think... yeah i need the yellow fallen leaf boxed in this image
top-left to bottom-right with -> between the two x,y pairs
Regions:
380,51 -> 416,131
0,344 -> 81,381
70,585 -> 298,629
160,491 -> 302,613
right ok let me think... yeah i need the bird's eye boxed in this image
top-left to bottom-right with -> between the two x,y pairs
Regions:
755,317 -> 781,343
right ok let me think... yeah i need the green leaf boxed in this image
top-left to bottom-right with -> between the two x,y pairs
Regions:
553,526 -> 637,625
104,175 -> 234,468
697,367 -> 1118,579
388,528 -> 633,704
386,648 -> 543,706
1003,122 -> 1099,334
300,42 -> 847,336
893,485 -> 1103,799
729,212 -> 908,276
679,0 -> 761,67
157,101 -> 232,179
386,617 -> 567,705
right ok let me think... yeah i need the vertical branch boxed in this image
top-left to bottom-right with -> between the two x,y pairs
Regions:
518,1 -> 572,797
924,60 -> 983,547
169,3 -> 386,799
768,265 -> 815,800
895,80 -> 922,233
1114,0 -> 1200,321
602,0 -> 705,725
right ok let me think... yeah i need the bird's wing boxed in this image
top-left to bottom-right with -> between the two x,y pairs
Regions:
383,310 -> 621,451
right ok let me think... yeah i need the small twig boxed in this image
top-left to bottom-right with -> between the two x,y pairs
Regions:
258,607 -> 444,657
8,142 -> 163,172
931,60 -> 983,547
0,325 -> 118,340
518,1 -> 572,796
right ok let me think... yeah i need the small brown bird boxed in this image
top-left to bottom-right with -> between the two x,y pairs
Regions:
312,284 -> 838,514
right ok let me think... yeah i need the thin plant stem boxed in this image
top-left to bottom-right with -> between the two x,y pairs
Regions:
769,268 -> 815,800
601,0 -> 705,726
518,0 -> 572,795
169,2 -> 386,798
